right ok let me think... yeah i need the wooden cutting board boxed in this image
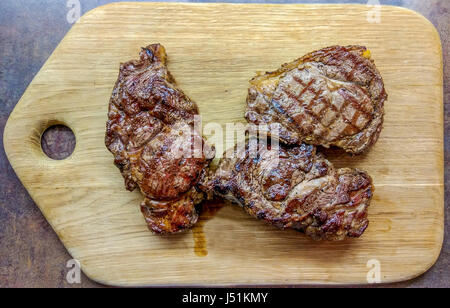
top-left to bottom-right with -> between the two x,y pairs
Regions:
3,2 -> 444,286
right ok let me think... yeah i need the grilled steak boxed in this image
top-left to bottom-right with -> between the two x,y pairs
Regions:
106,44 -> 215,234
245,46 -> 387,154
201,138 -> 373,240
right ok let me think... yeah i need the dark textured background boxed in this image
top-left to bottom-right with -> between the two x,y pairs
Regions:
0,0 -> 448,288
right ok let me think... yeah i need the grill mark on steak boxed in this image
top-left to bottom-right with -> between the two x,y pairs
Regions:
200,138 -> 373,241
338,87 -> 371,118
245,45 -> 387,154
282,77 -> 363,140
105,44 -> 215,234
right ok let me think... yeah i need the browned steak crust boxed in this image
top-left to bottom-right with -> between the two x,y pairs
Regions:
245,46 -> 387,154
201,139 -> 373,241
105,44 -> 214,234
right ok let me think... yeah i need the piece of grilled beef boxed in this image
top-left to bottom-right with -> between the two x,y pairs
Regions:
201,138 -> 373,240
106,44 -> 215,234
245,46 -> 387,154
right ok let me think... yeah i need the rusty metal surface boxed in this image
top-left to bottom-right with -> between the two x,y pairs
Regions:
0,0 -> 448,288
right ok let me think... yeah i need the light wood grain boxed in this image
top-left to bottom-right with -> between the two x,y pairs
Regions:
3,2 -> 444,286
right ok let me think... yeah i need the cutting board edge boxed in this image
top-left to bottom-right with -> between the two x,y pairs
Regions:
82,1 -> 443,41
80,245 -> 444,287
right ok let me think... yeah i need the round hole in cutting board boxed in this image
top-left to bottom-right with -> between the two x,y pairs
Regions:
41,125 -> 76,160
